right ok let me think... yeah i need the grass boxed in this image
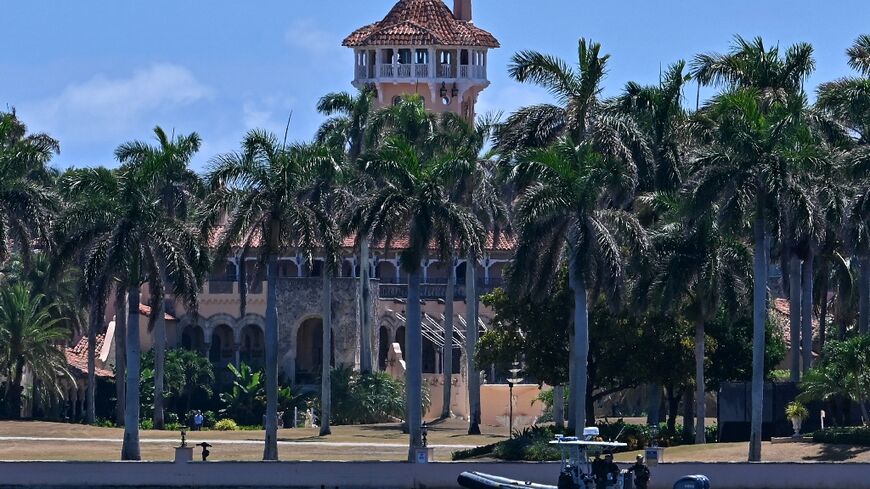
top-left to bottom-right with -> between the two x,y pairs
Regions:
2,420 -> 869,462
0,419 -> 505,462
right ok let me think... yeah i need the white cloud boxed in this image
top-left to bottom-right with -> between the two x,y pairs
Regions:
26,64 -> 212,141
285,19 -> 336,56
242,95 -> 296,133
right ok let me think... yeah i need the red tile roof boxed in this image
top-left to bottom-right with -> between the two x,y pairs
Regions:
771,297 -> 820,355
138,303 -> 177,321
65,334 -> 113,378
344,0 -> 499,48
210,225 -> 515,253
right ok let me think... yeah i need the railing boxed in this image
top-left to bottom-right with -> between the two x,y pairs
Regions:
379,279 -> 504,300
208,280 -> 235,295
360,63 -> 486,81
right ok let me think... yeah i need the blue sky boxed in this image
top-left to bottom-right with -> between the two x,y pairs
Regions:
3,0 -> 869,171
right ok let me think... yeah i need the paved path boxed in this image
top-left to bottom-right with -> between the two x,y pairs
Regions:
0,436 -> 476,449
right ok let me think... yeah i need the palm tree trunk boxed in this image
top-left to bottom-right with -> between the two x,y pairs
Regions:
567,334 -> 576,433
465,253 -> 481,435
359,236 -> 373,373
694,320 -> 706,444
801,252 -> 814,372
646,384 -> 662,426
788,254 -> 802,382
121,285 -> 141,460
665,385 -> 678,433
153,264 -> 169,430
748,209 -> 768,462
568,261 -> 589,432
682,387 -> 694,442
114,289 -> 127,425
818,258 -> 830,348
553,385 -> 565,431
263,252 -> 279,460
238,249 -> 248,318
406,267 -> 424,460
86,287 -> 103,425
440,256 -> 455,419
9,358 -> 25,419
859,256 -> 870,335
320,271 -> 332,436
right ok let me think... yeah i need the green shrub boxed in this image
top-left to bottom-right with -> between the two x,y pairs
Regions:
140,418 -> 154,430
813,427 -> 870,446
327,367 -> 424,425
94,418 -> 117,428
214,418 -> 240,431
786,401 -> 809,419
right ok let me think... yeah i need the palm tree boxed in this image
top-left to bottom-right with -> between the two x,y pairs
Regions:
502,39 -> 649,432
691,36 -> 815,461
817,35 -> 870,335
316,88 -> 377,373
0,111 -> 58,269
650,203 -> 752,443
59,166 -> 202,460
115,126 -> 204,429
349,105 -> 483,458
508,137 -> 646,432
203,131 -> 331,460
437,113 -> 509,433
0,283 -> 71,418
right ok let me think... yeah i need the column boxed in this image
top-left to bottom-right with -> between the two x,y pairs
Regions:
234,342 -> 241,368
394,259 -> 401,284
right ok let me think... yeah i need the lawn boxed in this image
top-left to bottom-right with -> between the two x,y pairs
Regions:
2,420 -> 869,463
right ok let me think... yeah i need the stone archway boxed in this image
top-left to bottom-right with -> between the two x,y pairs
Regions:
294,317 -> 334,385
181,325 -> 205,352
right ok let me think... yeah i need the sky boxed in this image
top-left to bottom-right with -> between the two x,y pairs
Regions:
3,0 -> 869,171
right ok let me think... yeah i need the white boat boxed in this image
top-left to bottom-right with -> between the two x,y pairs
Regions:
458,428 -> 629,489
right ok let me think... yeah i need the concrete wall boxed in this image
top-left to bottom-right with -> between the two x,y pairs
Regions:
0,460 -> 867,489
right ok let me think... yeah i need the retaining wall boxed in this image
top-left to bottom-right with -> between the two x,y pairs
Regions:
0,459 -> 867,489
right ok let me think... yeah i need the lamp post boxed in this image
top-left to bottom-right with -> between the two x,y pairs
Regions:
507,362 -> 523,439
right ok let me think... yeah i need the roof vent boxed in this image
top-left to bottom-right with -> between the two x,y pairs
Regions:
453,0 -> 472,21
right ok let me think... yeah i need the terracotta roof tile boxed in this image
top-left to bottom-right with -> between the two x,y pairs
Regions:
65,334 -> 113,378
344,0 -> 499,48
771,297 -> 820,356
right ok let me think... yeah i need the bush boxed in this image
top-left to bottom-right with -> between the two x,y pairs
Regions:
327,367 -> 424,425
140,418 -> 154,430
214,418 -> 240,431
813,427 -> 870,446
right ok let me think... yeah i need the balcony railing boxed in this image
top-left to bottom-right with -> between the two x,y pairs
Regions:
359,63 -> 485,82
203,277 -> 504,299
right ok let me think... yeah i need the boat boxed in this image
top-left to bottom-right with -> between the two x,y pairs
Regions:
458,428 -> 630,489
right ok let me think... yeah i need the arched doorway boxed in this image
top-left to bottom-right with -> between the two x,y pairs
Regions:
395,326 -> 406,360
240,324 -> 265,369
181,325 -> 204,353
378,326 -> 390,370
209,324 -> 234,383
423,336 -> 437,373
295,318 -> 334,384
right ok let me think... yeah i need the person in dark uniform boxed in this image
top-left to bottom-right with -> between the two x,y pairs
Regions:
591,453 -> 605,488
594,452 -> 620,489
627,454 -> 651,489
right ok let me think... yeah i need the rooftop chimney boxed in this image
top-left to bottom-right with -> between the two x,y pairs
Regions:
453,0 -> 472,21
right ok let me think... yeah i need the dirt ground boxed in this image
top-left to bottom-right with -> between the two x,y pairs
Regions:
615,441 -> 870,463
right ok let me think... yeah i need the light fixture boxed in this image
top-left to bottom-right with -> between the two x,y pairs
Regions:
451,83 -> 459,98
439,82 -> 448,98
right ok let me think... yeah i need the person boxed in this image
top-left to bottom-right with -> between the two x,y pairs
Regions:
595,452 -> 620,489
193,411 -> 204,431
627,454 -> 651,489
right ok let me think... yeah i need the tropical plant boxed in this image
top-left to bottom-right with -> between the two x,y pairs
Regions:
798,336 -> 870,423
214,418 -> 240,431
0,283 -> 71,418
817,35 -> 870,335
316,87 -> 378,375
690,36 -> 817,460
326,366 -> 420,425
0,111 -> 58,269
785,400 -> 809,420
219,363 -> 264,426
507,135 -> 647,433
348,96 -> 483,459
501,39 -> 650,433
203,131 -> 335,459
115,126 -> 205,430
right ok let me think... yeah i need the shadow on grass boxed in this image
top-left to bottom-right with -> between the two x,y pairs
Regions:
802,443 -> 870,462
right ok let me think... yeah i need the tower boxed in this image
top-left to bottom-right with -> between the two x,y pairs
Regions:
343,0 -> 499,121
